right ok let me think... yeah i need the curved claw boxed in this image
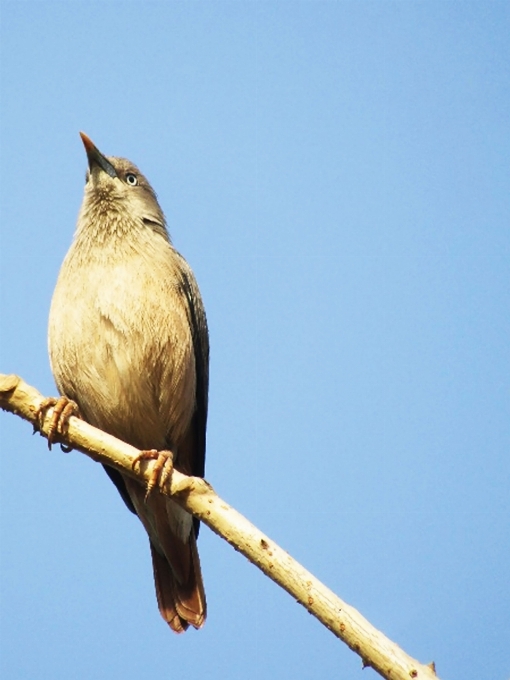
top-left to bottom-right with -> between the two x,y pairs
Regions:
35,396 -> 80,449
132,449 -> 174,501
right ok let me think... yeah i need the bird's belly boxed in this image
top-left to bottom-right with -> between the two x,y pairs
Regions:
49,260 -> 196,451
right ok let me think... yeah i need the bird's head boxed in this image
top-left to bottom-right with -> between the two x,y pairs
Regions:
78,132 -> 167,239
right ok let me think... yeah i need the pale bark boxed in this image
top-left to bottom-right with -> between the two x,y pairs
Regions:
0,373 -> 439,680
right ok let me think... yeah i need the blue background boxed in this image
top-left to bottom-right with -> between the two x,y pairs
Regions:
1,3 -> 509,679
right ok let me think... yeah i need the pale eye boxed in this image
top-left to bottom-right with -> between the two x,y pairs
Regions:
125,173 -> 138,186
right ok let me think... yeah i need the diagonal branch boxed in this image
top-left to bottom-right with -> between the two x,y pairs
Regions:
0,373 -> 439,680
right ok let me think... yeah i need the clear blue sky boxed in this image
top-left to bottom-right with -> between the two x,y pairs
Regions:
1,3 -> 509,679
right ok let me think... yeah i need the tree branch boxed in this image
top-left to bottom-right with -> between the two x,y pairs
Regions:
0,373 -> 438,680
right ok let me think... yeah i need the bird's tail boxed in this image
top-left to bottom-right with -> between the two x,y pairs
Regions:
150,535 -> 206,633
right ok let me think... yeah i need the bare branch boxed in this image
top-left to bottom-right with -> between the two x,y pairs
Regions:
0,373 -> 439,680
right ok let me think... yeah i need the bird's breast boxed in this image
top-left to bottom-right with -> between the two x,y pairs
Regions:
49,242 -> 196,451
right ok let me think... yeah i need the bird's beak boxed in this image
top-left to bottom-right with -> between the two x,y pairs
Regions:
80,132 -> 118,179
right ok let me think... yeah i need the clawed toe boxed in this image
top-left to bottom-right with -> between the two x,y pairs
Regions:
132,449 -> 174,501
35,396 -> 80,449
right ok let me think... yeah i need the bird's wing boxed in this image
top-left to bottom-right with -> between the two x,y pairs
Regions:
175,254 -> 209,481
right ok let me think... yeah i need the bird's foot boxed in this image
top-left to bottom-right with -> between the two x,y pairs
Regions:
132,449 -> 174,501
35,396 -> 81,450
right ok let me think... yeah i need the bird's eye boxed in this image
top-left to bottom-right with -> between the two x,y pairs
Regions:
125,173 -> 138,186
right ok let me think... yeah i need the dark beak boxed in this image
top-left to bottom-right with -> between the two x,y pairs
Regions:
80,132 -> 118,178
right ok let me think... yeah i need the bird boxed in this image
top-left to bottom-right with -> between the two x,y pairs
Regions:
46,132 -> 209,633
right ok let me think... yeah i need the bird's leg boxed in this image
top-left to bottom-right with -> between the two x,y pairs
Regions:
132,449 -> 174,501
35,396 -> 81,450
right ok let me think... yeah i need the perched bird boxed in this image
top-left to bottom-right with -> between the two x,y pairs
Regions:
47,132 -> 209,633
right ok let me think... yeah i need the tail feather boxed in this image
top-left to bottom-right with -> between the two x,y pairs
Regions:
150,536 -> 206,633
121,474 -> 206,632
